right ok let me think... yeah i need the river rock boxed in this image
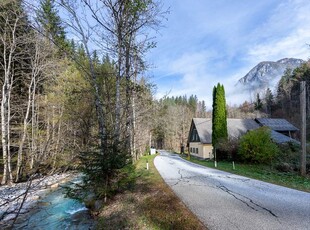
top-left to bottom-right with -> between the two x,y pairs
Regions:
71,210 -> 90,222
46,181 -> 53,186
31,195 -> 41,200
94,200 -> 103,211
50,183 -> 59,189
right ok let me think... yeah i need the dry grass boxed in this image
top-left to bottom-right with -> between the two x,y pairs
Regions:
96,154 -> 207,230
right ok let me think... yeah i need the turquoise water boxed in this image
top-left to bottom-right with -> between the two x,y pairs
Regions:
14,178 -> 94,230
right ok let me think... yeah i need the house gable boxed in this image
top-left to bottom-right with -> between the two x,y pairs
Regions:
188,119 -> 201,143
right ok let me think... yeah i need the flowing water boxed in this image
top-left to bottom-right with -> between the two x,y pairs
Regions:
14,177 -> 95,230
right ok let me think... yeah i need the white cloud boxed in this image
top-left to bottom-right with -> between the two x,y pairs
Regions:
246,0 -> 310,62
248,28 -> 310,62
152,0 -> 310,108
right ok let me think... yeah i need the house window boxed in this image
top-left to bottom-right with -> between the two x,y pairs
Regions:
191,129 -> 195,141
191,128 -> 199,142
196,148 -> 198,154
190,147 -> 192,153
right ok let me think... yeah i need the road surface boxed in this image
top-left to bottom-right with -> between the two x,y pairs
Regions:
154,151 -> 310,230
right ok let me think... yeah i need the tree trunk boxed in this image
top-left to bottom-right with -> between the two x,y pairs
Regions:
125,38 -> 132,153
131,92 -> 136,161
1,82 -> 9,185
16,73 -> 35,182
30,80 -> 37,169
114,35 -> 122,143
52,107 -> 63,171
44,105 -> 50,162
7,84 -> 13,183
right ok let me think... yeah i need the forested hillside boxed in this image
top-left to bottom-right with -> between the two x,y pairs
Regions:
152,95 -> 208,150
0,0 -> 162,194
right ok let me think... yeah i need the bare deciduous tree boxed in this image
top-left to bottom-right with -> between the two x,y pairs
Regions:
0,0 -> 28,185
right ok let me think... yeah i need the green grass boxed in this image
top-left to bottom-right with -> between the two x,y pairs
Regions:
183,156 -> 310,193
97,154 -> 207,230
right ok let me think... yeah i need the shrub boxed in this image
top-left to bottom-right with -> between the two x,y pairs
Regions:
217,138 -> 239,160
275,142 -> 300,171
238,127 -> 279,164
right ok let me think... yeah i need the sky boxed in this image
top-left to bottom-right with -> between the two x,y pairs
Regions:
146,0 -> 310,109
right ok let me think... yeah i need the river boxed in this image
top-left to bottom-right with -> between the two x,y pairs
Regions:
13,177 -> 95,230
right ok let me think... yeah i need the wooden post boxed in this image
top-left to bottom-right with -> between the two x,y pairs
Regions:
300,81 -> 306,176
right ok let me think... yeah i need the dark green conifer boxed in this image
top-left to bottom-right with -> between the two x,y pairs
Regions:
37,0 -> 68,52
212,83 -> 228,147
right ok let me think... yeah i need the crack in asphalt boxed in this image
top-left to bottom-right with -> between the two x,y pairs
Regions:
169,167 -> 278,219
217,184 -> 278,218
165,160 -> 277,219
178,169 -> 183,179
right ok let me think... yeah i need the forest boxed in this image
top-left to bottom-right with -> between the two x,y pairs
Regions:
0,0 -> 166,192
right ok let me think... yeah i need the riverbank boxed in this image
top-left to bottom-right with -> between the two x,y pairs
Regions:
0,172 -> 76,227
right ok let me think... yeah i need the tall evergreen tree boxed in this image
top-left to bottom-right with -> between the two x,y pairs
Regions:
188,94 -> 198,115
201,100 -> 207,115
36,0 -> 67,50
254,93 -> 263,111
265,88 -> 274,116
212,83 -> 228,148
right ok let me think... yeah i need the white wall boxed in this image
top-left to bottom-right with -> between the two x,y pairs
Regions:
189,142 -> 213,159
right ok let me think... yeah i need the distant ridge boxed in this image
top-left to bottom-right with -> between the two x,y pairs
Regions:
237,58 -> 304,90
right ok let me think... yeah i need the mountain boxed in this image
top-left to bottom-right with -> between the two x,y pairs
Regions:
237,58 -> 304,90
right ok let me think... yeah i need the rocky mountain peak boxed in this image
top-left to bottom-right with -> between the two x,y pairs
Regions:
237,58 -> 304,89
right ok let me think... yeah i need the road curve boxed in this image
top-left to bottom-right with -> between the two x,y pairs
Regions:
154,150 -> 310,230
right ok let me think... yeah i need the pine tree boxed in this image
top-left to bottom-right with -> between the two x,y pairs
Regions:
188,94 -> 198,114
37,0 -> 67,51
201,100 -> 207,117
265,88 -> 274,116
254,93 -> 263,111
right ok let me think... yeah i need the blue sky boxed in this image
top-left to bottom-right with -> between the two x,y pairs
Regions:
146,0 -> 310,108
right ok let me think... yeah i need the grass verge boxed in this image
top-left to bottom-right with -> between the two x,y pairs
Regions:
182,155 -> 310,193
96,154 -> 207,230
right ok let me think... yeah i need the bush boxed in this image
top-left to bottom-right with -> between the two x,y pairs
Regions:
217,138 -> 239,160
238,127 -> 279,164
275,142 -> 300,171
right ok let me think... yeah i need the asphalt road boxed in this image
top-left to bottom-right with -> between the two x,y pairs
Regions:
154,150 -> 310,230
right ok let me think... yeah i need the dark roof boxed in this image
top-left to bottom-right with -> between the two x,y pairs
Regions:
270,130 -> 300,144
227,119 -> 260,139
255,118 -> 298,132
192,118 -> 212,143
192,118 -> 260,144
